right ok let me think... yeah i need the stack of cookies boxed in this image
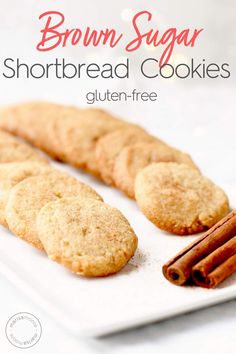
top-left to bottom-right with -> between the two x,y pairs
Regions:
0,102 -> 229,236
0,130 -> 138,276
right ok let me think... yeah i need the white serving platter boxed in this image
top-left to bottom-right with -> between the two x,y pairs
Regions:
0,160 -> 236,337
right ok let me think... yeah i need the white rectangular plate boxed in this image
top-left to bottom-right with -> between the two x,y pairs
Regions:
0,161 -> 236,337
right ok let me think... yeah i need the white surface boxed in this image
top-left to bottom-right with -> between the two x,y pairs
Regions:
0,276 -> 236,354
0,158 -> 236,337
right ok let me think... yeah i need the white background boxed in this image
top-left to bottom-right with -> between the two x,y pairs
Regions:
0,1 -> 236,353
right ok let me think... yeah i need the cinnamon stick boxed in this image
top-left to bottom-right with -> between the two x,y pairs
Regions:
163,211 -> 236,287
192,237 -> 236,288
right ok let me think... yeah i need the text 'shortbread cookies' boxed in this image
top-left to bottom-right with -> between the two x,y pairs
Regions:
135,163 -> 229,235
37,197 -> 138,277
0,162 -> 54,226
6,172 -> 103,250
95,127 -> 160,185
113,141 -> 198,198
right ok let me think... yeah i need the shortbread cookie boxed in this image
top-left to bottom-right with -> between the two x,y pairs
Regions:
0,142 -> 48,164
0,102 -> 78,160
95,127 -> 161,185
0,162 -> 53,226
0,130 -> 21,144
37,197 -> 138,277
0,102 -> 60,142
6,172 -> 103,250
114,142 -> 199,198
0,131 -> 48,164
135,163 -> 229,235
57,108 -> 129,176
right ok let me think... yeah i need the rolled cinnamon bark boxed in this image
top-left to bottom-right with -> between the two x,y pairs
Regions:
192,237 -> 236,288
163,211 -> 236,286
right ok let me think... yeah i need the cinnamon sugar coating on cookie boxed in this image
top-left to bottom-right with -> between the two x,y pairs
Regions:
0,162 -> 53,226
37,197 -> 138,277
135,163 -> 229,235
95,127 -> 162,185
114,142 -> 198,198
6,172 -> 103,250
